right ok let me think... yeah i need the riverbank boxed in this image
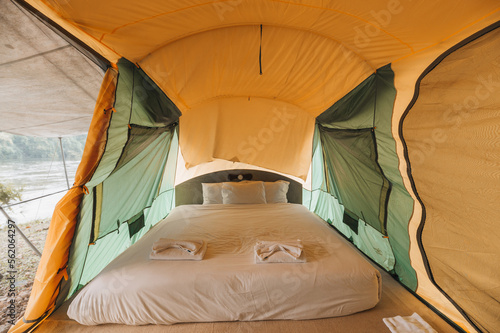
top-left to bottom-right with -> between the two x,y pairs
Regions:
0,159 -> 80,224
0,218 -> 50,333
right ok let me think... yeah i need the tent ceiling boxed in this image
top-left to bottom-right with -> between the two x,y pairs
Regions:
2,0 -> 500,136
140,25 -> 373,116
34,0 -> 500,66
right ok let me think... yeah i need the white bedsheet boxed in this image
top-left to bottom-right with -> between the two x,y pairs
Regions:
68,204 -> 381,325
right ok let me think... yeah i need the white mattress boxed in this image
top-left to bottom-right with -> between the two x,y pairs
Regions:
68,204 -> 381,325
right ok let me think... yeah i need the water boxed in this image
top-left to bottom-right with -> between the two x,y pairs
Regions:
0,159 -> 80,226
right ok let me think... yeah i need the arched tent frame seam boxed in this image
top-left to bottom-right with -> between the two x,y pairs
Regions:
137,24 -> 376,72
398,19 -> 500,333
98,0 -> 412,56
138,58 -> 375,116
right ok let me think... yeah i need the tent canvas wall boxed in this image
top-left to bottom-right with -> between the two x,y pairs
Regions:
1,1 -> 499,332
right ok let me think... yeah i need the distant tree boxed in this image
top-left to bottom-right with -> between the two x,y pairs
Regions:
0,183 -> 23,207
0,133 -> 86,161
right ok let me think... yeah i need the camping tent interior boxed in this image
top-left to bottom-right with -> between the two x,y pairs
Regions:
1,0 -> 499,332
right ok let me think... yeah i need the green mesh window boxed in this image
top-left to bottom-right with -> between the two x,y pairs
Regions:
314,64 -> 417,289
319,125 -> 391,234
114,124 -> 174,172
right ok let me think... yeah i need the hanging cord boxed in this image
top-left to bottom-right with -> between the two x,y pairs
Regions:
259,24 -> 263,75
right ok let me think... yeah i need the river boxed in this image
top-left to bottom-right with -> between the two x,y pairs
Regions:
0,159 -> 80,226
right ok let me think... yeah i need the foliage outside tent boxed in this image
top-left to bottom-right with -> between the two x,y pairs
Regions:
0,183 -> 23,207
0,133 -> 86,161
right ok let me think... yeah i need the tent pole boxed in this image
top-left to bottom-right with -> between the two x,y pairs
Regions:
0,205 -> 42,257
59,137 -> 70,190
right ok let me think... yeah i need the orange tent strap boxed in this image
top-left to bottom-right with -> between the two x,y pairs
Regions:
62,269 -> 68,281
8,68 -> 118,333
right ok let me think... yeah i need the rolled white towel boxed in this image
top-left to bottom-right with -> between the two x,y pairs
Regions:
152,238 -> 203,254
150,239 -> 207,260
255,240 -> 305,263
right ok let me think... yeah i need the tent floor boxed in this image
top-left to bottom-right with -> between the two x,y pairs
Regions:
36,263 -> 459,333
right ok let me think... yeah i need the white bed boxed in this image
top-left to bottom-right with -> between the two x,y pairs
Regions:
68,203 -> 381,325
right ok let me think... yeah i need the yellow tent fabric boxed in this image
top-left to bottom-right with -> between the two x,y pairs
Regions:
179,97 -> 315,179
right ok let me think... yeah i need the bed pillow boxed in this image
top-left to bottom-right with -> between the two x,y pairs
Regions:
264,180 -> 290,203
202,183 -> 223,204
221,181 -> 267,204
